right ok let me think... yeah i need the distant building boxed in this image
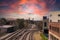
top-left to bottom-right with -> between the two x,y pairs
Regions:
6,18 -> 16,25
0,25 -> 15,35
49,11 -> 60,40
33,20 -> 43,31
24,19 -> 34,28
24,20 -> 29,28
43,16 -> 49,33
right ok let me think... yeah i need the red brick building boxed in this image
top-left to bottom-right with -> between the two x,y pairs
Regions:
49,11 -> 60,40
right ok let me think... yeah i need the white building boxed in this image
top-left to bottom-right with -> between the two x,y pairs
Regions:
49,11 -> 60,22
49,11 -> 60,40
0,25 -> 14,34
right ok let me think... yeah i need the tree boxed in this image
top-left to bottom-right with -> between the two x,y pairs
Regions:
15,19 -> 24,29
0,18 -> 7,25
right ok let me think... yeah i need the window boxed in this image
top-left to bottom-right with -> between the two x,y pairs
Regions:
50,14 -> 52,17
44,22 -> 47,27
58,14 -> 60,16
43,16 -> 47,19
58,20 -> 60,22
56,27 -> 59,33
50,20 -> 52,22
49,25 -> 51,29
50,26 -> 60,33
50,35 -> 58,40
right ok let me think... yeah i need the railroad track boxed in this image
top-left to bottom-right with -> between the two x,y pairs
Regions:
5,29 -> 26,40
1,29 -> 26,40
22,32 -> 32,40
26,32 -> 32,40
1,29 -> 35,40
10,29 -> 28,40
29,32 -> 34,40
19,30 -> 34,40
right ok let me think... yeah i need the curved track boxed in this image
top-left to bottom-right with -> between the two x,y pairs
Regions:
1,24 -> 38,40
1,29 -> 34,40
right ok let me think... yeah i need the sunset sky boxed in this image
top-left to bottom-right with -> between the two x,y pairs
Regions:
0,0 -> 60,20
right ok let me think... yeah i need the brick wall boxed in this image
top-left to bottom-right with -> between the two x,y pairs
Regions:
49,22 -> 60,37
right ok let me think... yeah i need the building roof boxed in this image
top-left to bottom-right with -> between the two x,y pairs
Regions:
0,25 -> 14,28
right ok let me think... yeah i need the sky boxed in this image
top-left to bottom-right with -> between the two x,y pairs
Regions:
0,0 -> 60,20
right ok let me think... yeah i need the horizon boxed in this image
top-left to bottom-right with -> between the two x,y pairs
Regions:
0,0 -> 60,20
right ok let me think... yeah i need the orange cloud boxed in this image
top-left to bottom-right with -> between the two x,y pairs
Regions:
1,0 -> 49,16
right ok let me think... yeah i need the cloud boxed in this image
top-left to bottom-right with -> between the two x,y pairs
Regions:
0,0 -> 20,4
0,5 -> 10,10
1,0 -> 59,20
